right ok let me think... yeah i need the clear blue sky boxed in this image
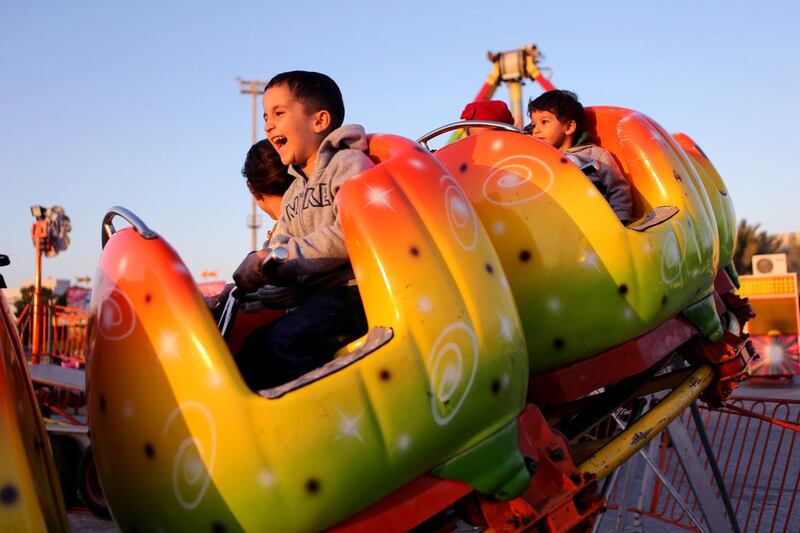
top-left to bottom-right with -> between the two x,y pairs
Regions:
2,1 -> 798,289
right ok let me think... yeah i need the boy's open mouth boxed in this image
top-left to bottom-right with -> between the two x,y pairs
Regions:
272,135 -> 288,148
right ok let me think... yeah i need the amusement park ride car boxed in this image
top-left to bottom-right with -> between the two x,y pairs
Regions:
1,45 -> 756,532
0,256 -> 70,532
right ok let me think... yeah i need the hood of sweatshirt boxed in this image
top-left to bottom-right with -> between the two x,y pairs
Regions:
289,124 -> 369,181
567,131 -> 595,151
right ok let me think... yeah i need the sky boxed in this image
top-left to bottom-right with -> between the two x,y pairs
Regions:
2,0 -> 799,289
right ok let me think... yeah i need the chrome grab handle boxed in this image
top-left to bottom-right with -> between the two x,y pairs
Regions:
101,206 -> 158,248
218,287 -> 239,338
220,247 -> 289,338
416,120 -> 523,150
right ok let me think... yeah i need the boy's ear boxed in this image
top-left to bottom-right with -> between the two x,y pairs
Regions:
565,120 -> 577,136
312,110 -> 332,133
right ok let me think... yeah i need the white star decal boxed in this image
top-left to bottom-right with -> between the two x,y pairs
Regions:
365,185 -> 395,211
546,297 -> 561,314
417,296 -> 433,313
581,251 -> 602,271
159,331 -> 179,359
397,433 -> 411,452
335,409 -> 365,443
498,313 -> 514,342
208,371 -> 224,389
258,470 -> 276,488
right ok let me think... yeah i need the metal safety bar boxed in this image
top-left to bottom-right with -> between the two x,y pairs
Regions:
101,206 -> 158,248
416,120 -> 522,150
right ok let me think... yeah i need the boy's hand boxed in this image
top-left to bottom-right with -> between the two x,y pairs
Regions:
240,285 -> 304,312
233,250 -> 269,292
205,283 -> 235,321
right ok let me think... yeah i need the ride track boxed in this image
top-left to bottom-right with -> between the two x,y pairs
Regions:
75,105 -> 756,532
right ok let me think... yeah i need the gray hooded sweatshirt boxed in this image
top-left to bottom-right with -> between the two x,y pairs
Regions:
233,124 -> 374,291
565,132 -> 634,225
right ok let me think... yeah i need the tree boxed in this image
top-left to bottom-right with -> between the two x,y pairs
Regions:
733,219 -> 799,275
13,285 -> 65,317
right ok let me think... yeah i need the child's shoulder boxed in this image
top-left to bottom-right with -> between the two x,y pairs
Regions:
568,142 -> 612,161
329,124 -> 373,165
329,147 -> 374,176
326,141 -> 374,188
325,124 -> 369,152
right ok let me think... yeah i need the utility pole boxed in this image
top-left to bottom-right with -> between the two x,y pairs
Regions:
236,77 -> 268,251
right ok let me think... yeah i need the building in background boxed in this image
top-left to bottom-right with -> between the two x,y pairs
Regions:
2,277 -> 71,308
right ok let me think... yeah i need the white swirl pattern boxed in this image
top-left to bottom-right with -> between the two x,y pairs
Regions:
97,288 -> 136,341
441,175 -> 478,252
482,154 -> 555,206
660,231 -> 683,285
162,402 -> 217,510
428,322 -> 479,425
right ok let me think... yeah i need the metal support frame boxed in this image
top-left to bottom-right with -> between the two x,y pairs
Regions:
593,413 -> 707,532
579,365 -> 714,480
689,402 -> 742,533
595,399 -> 742,533
447,44 -> 555,143
667,413 -> 730,532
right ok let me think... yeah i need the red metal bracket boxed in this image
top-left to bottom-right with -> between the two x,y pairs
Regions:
472,405 -> 604,532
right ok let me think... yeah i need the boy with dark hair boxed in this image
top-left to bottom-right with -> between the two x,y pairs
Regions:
242,139 -> 296,221
528,90 -> 634,224
233,70 -> 373,390
208,140 -> 301,316
238,140 -> 303,312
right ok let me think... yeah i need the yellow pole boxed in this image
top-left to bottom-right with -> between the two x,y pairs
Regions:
508,81 -> 524,129
578,365 -> 714,480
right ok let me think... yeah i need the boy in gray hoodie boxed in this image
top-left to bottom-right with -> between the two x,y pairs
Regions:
233,71 -> 374,390
528,90 -> 634,225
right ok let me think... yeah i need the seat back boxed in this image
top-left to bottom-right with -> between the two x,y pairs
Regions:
434,111 -> 727,374
587,107 -> 735,271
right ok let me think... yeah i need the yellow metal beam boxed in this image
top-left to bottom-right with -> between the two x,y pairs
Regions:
507,81 -> 523,129
485,62 -> 501,89
578,365 -> 714,480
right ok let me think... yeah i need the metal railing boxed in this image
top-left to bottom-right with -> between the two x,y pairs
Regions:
604,396 -> 800,532
16,302 -> 88,366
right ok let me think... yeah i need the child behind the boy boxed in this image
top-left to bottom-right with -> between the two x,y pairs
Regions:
528,90 -> 634,225
460,99 -> 515,136
208,140 -> 301,317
